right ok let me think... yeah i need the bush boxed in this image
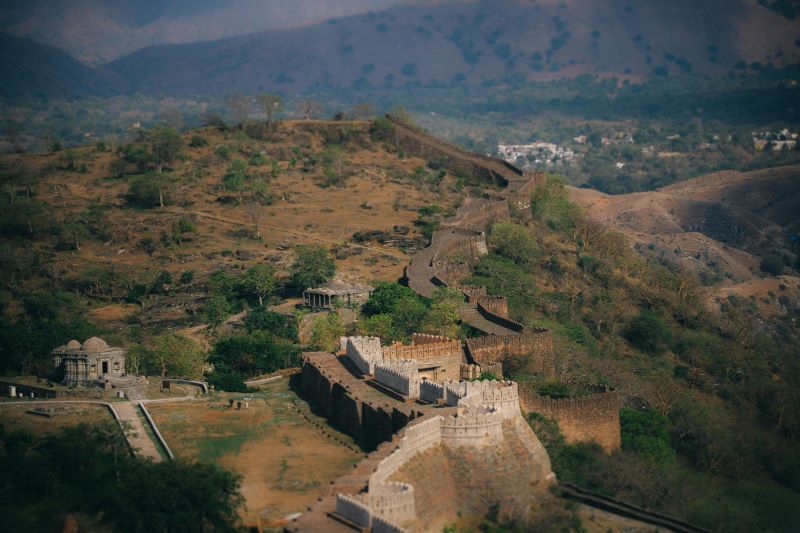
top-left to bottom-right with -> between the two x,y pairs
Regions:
489,221 -> 538,265
620,407 -> 674,463
189,135 -> 208,148
761,254 -> 784,276
290,244 -> 335,291
623,310 -> 671,354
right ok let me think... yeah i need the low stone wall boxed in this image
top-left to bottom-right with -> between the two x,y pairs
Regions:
419,380 -> 445,403
335,494 -> 370,528
519,386 -> 621,452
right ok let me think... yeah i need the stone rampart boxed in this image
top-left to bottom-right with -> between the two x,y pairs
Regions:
374,360 -> 420,399
419,380 -> 445,403
372,516 -> 407,533
370,482 -> 416,525
475,302 -> 525,333
430,260 -> 471,285
382,337 -> 462,381
345,336 -> 382,375
441,408 -> 504,447
411,333 -> 454,345
519,386 -> 621,452
300,352 -> 421,450
385,115 -> 522,188
335,494 -> 371,528
465,332 -> 555,376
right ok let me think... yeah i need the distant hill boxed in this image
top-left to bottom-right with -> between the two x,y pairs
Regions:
104,0 -> 800,96
0,33 -> 126,99
570,166 -> 800,281
0,0 -> 398,65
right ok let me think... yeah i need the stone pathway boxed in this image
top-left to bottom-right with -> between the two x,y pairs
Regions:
114,401 -> 163,461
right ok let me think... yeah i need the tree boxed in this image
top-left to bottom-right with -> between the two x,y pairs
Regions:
147,127 -> 184,173
295,99 -> 324,120
489,221 -> 539,265
623,310 -> 671,355
255,93 -> 284,131
244,307 -> 297,340
226,94 -> 252,126
290,244 -> 335,290
148,333 -> 204,379
309,313 -> 344,351
128,172 -> 176,208
203,294 -> 232,330
243,264 -> 278,306
363,282 -> 419,316
244,200 -> 264,238
223,159 -> 248,203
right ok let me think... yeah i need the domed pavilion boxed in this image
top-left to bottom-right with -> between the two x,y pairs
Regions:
52,337 -> 127,387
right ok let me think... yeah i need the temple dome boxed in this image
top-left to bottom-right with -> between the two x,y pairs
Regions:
82,337 -> 109,352
65,340 -> 82,350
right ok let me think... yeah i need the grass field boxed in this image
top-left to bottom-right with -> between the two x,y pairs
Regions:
0,403 -> 113,436
146,379 -> 361,528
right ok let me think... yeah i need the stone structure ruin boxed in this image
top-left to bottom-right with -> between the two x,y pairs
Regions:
302,279 -> 373,310
51,337 -> 127,387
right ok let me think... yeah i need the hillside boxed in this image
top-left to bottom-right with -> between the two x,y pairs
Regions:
1,119 -> 800,531
105,0 -> 800,96
0,0 -> 397,65
570,165 -> 800,315
0,33 -> 126,98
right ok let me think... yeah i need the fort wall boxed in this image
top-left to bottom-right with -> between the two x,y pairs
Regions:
475,302 -> 525,333
374,360 -> 420,399
465,332 -> 555,376
300,352 -> 421,450
345,336 -> 382,375
519,386 -> 621,452
441,409 -> 504,447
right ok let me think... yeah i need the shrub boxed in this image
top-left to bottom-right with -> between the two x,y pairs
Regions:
620,407 -> 674,463
760,254 -> 784,276
623,310 -> 671,354
489,221 -> 538,265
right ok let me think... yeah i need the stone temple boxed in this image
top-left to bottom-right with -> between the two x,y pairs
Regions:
302,280 -> 373,310
52,337 -> 126,387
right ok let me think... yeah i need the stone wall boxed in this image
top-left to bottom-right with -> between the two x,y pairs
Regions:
465,332 -> 555,376
382,337 -> 462,382
300,352 -> 421,450
519,386 -> 621,452
419,380 -> 445,404
441,408 -> 504,447
475,302 -> 525,332
344,336 -> 382,375
374,360 -> 420,399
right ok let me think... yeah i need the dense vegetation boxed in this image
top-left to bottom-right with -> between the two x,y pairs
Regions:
0,422 -> 243,532
470,176 -> 800,532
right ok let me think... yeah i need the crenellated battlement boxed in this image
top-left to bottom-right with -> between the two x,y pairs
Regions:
466,332 -> 554,376
374,360 -> 421,399
519,385 -> 621,451
441,409 -> 504,446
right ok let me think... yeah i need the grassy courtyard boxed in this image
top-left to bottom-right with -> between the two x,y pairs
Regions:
146,379 -> 361,528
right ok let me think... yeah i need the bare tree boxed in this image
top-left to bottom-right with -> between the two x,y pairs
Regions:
226,93 -> 252,126
244,200 -> 264,239
295,99 -> 325,120
255,93 -> 284,131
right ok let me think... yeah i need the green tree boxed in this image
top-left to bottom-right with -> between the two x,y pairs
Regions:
244,307 -> 298,340
309,313 -> 345,351
623,310 -> 671,355
243,264 -> 278,306
290,244 -> 335,290
147,127 -> 184,173
489,221 -> 539,265
128,172 -> 176,208
620,407 -> 674,463
363,282 -> 419,316
148,333 -> 205,379
356,314 -> 396,339
203,294 -> 232,330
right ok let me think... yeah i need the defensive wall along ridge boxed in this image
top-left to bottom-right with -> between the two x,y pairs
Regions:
519,385 -> 622,452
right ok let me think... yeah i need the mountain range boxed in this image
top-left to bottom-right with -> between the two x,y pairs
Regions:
1,0 -> 799,98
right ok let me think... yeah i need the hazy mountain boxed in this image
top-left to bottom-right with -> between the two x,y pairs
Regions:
0,0 -> 398,64
105,0 -> 800,96
0,33 -> 126,98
